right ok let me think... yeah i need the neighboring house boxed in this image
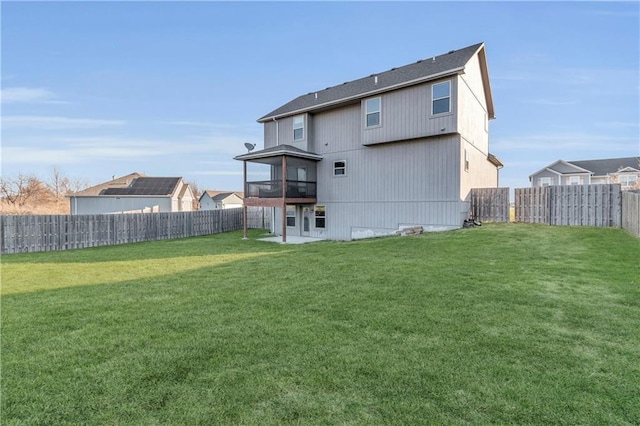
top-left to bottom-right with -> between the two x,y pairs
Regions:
68,173 -> 195,215
529,157 -> 640,190
199,191 -> 244,210
235,42 -> 502,242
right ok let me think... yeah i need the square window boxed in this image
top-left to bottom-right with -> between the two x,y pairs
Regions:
334,160 -> 346,176
365,97 -> 381,127
432,81 -> 451,115
315,205 -> 326,228
293,115 -> 304,141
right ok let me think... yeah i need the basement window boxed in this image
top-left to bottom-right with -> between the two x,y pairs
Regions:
286,205 -> 296,227
432,81 -> 451,115
315,205 -> 326,228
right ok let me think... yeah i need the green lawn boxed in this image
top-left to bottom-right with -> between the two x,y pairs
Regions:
2,224 -> 639,424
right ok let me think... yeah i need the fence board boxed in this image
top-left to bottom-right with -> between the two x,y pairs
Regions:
470,188 -> 510,222
1,207 -> 271,254
515,184 -> 622,228
622,191 -> 640,237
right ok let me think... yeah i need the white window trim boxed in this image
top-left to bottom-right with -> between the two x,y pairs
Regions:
569,176 -> 581,185
286,205 -> 296,227
539,177 -> 552,187
314,205 -> 326,229
364,97 -> 382,128
432,80 -> 451,115
293,115 -> 304,141
464,149 -> 469,172
333,160 -> 347,177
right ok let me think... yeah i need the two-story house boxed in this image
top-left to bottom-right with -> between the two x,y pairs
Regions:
529,157 -> 640,189
235,42 -> 502,242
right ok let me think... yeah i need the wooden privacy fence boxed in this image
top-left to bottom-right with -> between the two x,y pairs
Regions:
622,191 -> 640,237
470,187 -> 510,222
1,207 -> 271,254
514,184 -> 622,227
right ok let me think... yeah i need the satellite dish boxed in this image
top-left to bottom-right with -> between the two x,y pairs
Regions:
244,143 -> 256,152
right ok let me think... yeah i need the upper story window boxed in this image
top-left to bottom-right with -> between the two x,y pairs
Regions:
334,160 -> 346,176
619,174 -> 638,189
432,81 -> 451,115
365,97 -> 381,127
539,177 -> 551,187
464,149 -> 469,172
293,115 -> 304,141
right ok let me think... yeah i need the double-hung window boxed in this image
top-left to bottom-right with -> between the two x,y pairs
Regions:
432,81 -> 451,115
539,177 -> 551,187
286,205 -> 296,227
315,205 -> 326,228
333,160 -> 346,176
569,176 -> 581,185
293,115 -> 304,141
365,97 -> 381,127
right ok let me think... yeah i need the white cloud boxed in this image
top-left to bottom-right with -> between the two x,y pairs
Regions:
492,132 -> 637,152
1,87 -> 57,103
2,115 -> 126,129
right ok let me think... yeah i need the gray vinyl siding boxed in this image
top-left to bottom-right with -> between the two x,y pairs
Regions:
531,170 -> 561,186
264,114 -> 311,149
71,197 -> 173,215
361,79 -> 457,146
457,57 -> 490,154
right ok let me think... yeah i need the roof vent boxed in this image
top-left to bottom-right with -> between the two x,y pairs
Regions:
374,76 -> 378,84
417,59 -> 423,63
432,56 -> 436,62
448,50 -> 455,54
391,67 -> 397,71
314,92 -> 318,99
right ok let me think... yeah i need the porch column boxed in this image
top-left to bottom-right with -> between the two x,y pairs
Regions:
281,155 -> 287,243
243,160 -> 248,239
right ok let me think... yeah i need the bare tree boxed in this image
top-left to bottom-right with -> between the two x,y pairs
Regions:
47,166 -> 71,200
0,173 -> 50,206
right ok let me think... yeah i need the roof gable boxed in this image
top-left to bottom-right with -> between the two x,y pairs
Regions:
258,42 -> 490,122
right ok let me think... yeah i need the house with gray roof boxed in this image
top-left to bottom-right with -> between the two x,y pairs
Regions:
199,190 -> 243,210
68,173 -> 195,214
529,157 -> 640,190
235,42 -> 502,242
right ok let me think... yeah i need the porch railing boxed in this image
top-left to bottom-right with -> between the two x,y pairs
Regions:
246,180 -> 317,198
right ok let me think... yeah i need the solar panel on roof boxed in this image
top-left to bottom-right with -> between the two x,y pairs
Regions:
100,177 -> 180,196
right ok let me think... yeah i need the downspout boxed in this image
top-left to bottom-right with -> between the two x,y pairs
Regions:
273,117 -> 279,146
272,117 -> 279,232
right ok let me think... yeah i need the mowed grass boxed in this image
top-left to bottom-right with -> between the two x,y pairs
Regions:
1,224 -> 639,424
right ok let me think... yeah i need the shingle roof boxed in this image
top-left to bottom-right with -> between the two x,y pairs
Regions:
234,144 -> 322,161
568,157 -> 640,176
69,172 -> 145,197
258,42 -> 485,122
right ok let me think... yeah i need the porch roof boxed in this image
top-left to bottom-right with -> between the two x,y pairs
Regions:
234,144 -> 323,162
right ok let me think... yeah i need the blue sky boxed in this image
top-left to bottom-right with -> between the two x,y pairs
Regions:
2,1 -> 638,192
